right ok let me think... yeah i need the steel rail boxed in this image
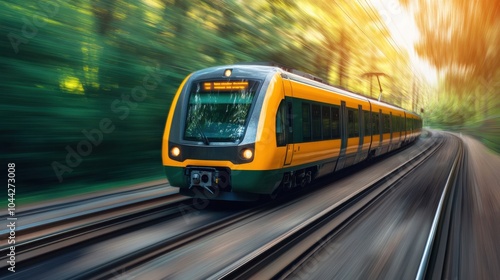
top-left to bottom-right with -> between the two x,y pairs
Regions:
214,135 -> 442,279
0,184 -> 178,241
0,195 -> 189,271
81,205 -> 267,280
0,183 -> 171,220
415,134 -> 464,280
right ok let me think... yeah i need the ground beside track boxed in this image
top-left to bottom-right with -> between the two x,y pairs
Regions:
456,135 -> 500,279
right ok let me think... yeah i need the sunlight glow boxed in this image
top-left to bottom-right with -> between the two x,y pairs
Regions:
366,0 -> 437,86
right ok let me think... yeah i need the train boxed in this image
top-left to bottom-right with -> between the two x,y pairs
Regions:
162,64 -> 422,200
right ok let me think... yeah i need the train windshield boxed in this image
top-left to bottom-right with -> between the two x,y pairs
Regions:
184,79 -> 260,143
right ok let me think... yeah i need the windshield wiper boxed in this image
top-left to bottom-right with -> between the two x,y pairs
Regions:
188,113 -> 210,145
194,121 -> 210,145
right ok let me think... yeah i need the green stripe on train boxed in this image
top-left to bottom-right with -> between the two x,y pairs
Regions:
164,166 -> 283,194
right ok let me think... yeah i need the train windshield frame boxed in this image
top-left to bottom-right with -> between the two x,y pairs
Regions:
183,79 -> 261,143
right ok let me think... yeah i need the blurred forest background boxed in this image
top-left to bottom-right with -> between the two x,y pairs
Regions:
405,0 -> 500,150
1,0 -> 499,202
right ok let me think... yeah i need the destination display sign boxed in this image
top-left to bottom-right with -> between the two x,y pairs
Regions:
203,81 -> 249,91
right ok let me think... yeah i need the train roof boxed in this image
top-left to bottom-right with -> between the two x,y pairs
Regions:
191,64 -> 421,118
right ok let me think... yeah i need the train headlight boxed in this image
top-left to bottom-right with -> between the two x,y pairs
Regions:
241,148 -> 253,160
171,146 -> 181,157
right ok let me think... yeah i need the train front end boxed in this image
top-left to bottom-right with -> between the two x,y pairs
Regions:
162,65 -> 286,200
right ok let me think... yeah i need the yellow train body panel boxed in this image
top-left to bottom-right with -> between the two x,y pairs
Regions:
287,140 -> 342,167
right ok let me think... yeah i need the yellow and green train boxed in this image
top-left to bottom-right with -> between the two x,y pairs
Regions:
162,64 -> 422,200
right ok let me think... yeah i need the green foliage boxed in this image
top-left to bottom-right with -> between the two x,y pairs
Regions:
411,0 -> 500,124
425,94 -> 475,128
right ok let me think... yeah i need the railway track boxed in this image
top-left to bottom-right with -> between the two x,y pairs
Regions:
254,132 -> 463,280
0,183 -> 179,241
90,133 -> 442,279
0,187 -> 272,279
83,205 -> 269,280
216,134 -> 444,279
417,133 -> 466,279
0,184 -> 187,270
2,131 -> 458,280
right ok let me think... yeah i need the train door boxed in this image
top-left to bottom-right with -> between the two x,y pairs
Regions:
335,101 -> 348,171
379,109 -> 383,151
388,112 -> 393,151
283,79 -> 294,165
354,105 -> 364,163
366,101 -> 373,158
396,114 -> 402,145
403,112 -> 407,144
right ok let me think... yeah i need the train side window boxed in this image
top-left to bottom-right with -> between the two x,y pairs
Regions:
383,114 -> 391,133
322,106 -> 331,140
312,104 -> 322,140
347,109 -> 353,137
348,109 -> 359,138
372,113 -> 380,135
331,106 -> 340,139
285,101 -> 294,143
276,100 -> 286,147
354,109 -> 359,137
302,103 -> 311,141
364,111 -> 371,136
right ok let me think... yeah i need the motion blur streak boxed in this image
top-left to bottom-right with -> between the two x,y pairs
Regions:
459,136 -> 500,278
405,0 -> 499,150
1,1 -> 498,202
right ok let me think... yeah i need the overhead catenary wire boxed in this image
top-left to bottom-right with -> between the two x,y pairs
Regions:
362,0 -> 426,93
333,0 -> 427,107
